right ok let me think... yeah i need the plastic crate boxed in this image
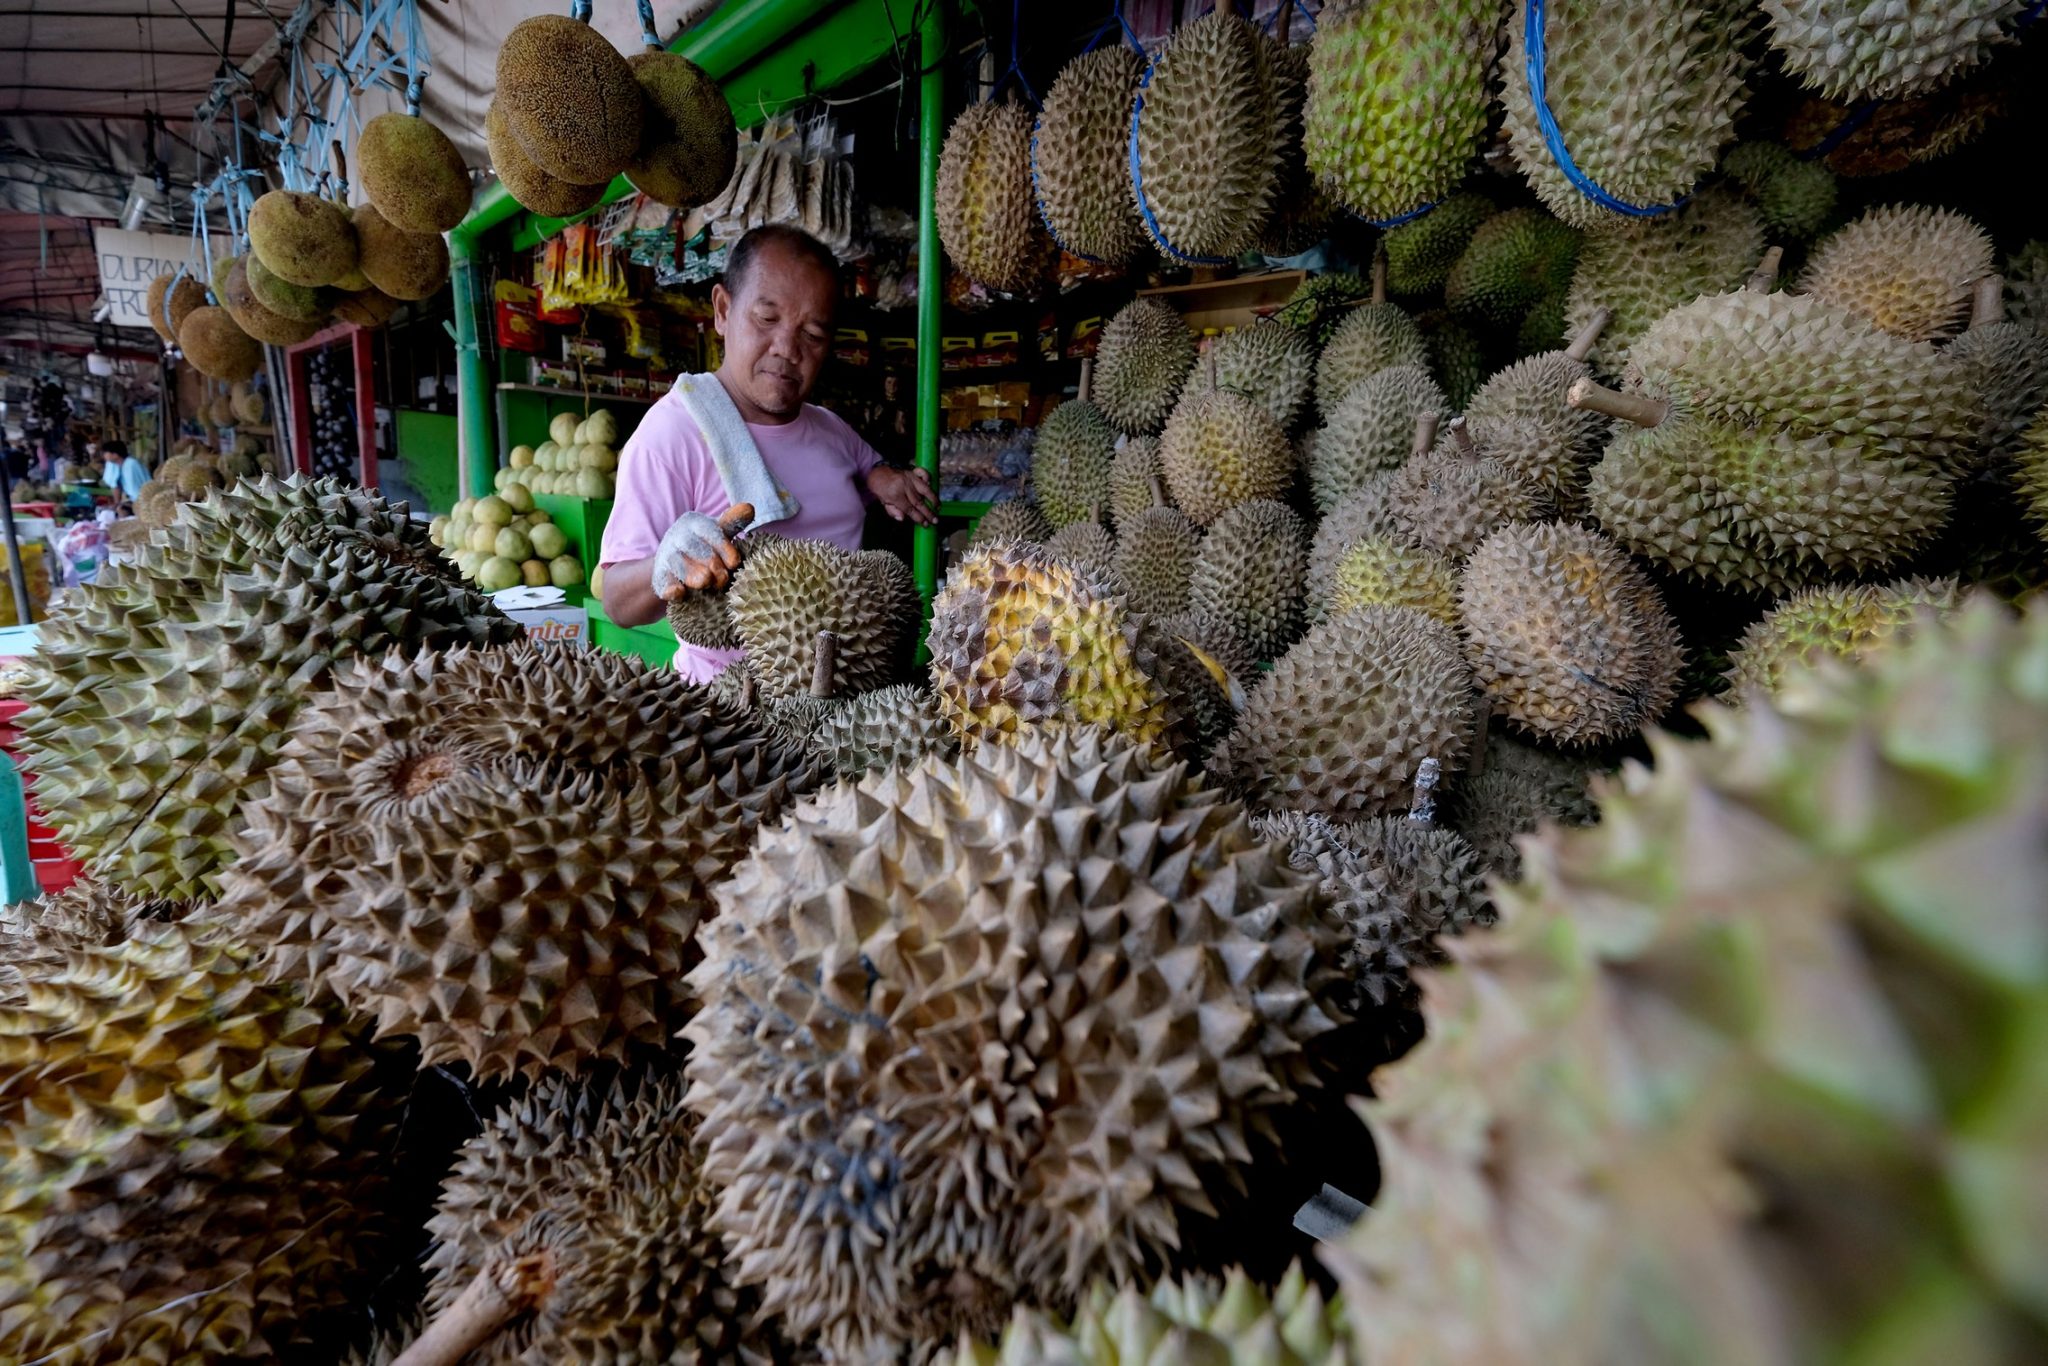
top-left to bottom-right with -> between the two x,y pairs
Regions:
587,601 -> 678,670
532,493 -> 614,576
0,697 -> 79,894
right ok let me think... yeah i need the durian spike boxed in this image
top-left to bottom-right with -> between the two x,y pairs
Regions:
1078,357 -> 1095,405
1564,308 -> 1611,362
392,1252 -> 559,1366
1744,246 -> 1784,294
1406,756 -> 1441,827
1444,414 -> 1475,459
1371,246 -> 1388,305
1970,274 -> 2005,329
810,630 -> 839,699
1566,377 -> 1669,429
1412,411 -> 1441,460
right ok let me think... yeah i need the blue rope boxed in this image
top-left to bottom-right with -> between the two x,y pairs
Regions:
1363,199 -> 1437,230
989,0 -> 1039,106
571,0 -> 593,22
1127,50 -> 1233,266
1524,0 -> 1687,217
636,0 -> 661,47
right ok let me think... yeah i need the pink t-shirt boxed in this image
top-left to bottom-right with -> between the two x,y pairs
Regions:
599,383 -> 882,681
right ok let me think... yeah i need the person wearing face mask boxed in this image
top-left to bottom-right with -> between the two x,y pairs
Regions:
598,224 -> 935,681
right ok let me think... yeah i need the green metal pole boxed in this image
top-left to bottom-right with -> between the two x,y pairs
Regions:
448,230 -> 495,501
913,0 -> 946,642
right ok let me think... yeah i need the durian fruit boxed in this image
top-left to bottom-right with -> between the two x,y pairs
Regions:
1309,365 -> 1446,513
1094,298 -> 1198,436
928,542 -> 1179,751
1277,270 -> 1371,346
1760,0 -> 2023,101
1107,434 -> 1165,531
1258,37 -> 1338,258
624,47 -> 739,209
1388,417 -> 1549,561
1114,502 -> 1201,617
1189,498 -> 1309,661
810,682 -> 958,779
486,98 -> 610,217
1129,10 -> 1281,260
1500,0 -> 1750,230
1212,606 -> 1475,819
972,497 -> 1051,546
1562,186 -> 1766,367
1201,321 -> 1318,431
356,111 -> 471,234
1459,522 -> 1682,744
1947,280 -> 2048,462
729,539 -> 916,700
1329,597 -> 2048,1366
1461,316 -> 1609,504
1152,608 -> 1259,755
1329,534 -> 1460,624
221,253 -> 324,346
177,304 -> 263,382
1720,139 -> 1837,242
145,270 -> 208,344
1158,373 -> 1296,525
936,99 -> 1052,295
1723,575 -> 1961,695
1384,190 -> 1494,296
1030,393 -> 1118,530
1033,46 -> 1148,264
247,188 -> 358,288
2021,409 -> 2048,542
211,644 -> 816,1078
419,1068 -> 769,1364
1446,206 -> 1581,327
2006,239 -> 2048,327
1797,203 -> 1995,342
1304,0 -> 1505,223
946,1263 -> 1354,1366
663,529 -> 785,650
496,13 -> 643,186
1305,473 -> 1405,613
1045,516 -> 1123,590
0,921 -> 410,1365
1515,288 -> 1570,358
1442,733 -> 1597,879
1420,310 -> 1489,410
1315,283 -> 1430,416
353,202 -> 451,301
683,729 -> 1352,1359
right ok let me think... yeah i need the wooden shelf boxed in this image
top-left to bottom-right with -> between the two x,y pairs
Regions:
496,383 -> 659,406
1139,269 -> 1307,334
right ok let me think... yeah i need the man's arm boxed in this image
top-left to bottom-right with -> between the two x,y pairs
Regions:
601,555 -> 665,627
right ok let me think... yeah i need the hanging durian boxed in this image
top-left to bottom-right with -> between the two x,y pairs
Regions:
1093,297 -> 1199,436
1033,46 -> 1149,264
1798,203 -> 1995,342
1188,498 -> 1309,663
1761,0 -> 2023,101
1258,35 -> 1337,257
937,99 -> 1053,294
1384,190 -> 1495,296
1723,576 -> 1962,695
1129,10 -> 1281,260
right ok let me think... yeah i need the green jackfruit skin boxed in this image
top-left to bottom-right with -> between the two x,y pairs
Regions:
624,51 -> 739,210
486,99 -> 609,218
496,13 -> 644,186
1304,0 -> 1505,223
356,112 -> 472,234
1329,597 -> 2048,1366
353,203 -> 451,302
177,305 -> 262,383
247,190 -> 358,288
245,253 -> 324,322
220,255 -> 323,347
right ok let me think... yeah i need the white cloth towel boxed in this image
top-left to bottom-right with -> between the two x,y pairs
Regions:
673,372 -> 802,530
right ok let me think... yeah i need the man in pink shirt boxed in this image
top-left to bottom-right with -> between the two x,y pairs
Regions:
599,224 -> 934,680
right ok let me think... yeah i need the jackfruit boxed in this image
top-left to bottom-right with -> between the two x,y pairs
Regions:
1033,45 -> 1149,264
353,202 -> 450,301
1798,203 -> 1994,342
330,283 -> 403,328
146,270 -> 208,343
221,254 -> 323,345
1094,297 -> 1198,436
1189,498 -> 1308,661
624,49 -> 738,209
177,304 -> 263,382
245,251 -> 324,321
356,111 -> 471,233
1129,10 -> 1280,260
496,13 -> 644,186
248,188 -> 358,287
937,99 -> 1052,295
486,98 -> 610,218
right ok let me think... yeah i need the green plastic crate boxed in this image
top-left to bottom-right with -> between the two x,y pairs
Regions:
587,600 -> 678,669
533,493 -> 615,575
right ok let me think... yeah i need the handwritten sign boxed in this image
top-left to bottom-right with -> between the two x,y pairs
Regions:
92,227 -> 225,331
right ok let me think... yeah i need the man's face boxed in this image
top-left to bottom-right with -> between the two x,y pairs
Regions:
713,246 -> 835,419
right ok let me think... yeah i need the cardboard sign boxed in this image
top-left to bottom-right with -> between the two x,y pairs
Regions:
503,604 -> 589,647
93,227 -> 222,330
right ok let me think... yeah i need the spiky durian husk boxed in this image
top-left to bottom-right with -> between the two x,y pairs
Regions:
0,881 -> 177,1006
946,1262 -> 1352,1366
207,644 -> 816,1079
2021,410 -> 2048,542
1501,0 -> 1751,230
1095,299 -> 1199,436
682,730 -> 1351,1359
1314,302 -> 1430,416
936,100 -> 1053,294
1032,46 -> 1148,264
1515,289 -> 1570,358
1328,597 -> 2048,1366
422,1069 -> 772,1364
1309,365 -> 1447,513
16,478 -> 512,903
1130,11 -> 1281,260
1259,40 -> 1337,257
1151,609 -> 1259,754
1445,207 -> 1581,327
1388,445 -> 1549,561
1030,398 -> 1119,529
664,530 -> 786,650
1562,187 -> 1765,368
1420,311 -> 1489,410
1463,351 -> 1607,503
1723,575 -> 1962,695
1797,204 -> 1995,342
1385,191 -> 1495,296
1188,499 -> 1309,662
1761,0 -> 2022,101
1107,435 -> 1165,531
1304,0 -> 1505,223
1306,474 -> 1405,616
1277,271 -> 1372,346
1159,385 -> 1296,525
0,922 -> 409,1365
972,497 -> 1051,547
1199,321 -> 1318,431
729,540 -> 917,700
1720,139 -> 1837,242
1114,505 -> 1201,617
1213,607 -> 1475,819
1947,322 -> 2048,463
1442,734 -> 1598,879
1045,518 -> 1123,589
1330,535 -> 1460,624
2006,240 -> 2048,328
1459,522 -> 1682,745
928,542 -> 1180,751
810,683 -> 958,780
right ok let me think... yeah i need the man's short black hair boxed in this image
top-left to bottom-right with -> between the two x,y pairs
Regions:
101,438 -> 128,458
723,224 -> 839,302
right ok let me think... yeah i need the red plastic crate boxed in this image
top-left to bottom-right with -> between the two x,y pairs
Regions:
0,697 -> 79,891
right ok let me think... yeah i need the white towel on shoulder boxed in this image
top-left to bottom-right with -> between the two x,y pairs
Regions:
673,372 -> 802,530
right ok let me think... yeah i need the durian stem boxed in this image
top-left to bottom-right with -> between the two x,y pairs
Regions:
1205,349 -> 1218,389
1276,0 -> 1293,42
1411,410 -> 1440,459
1370,246 -> 1387,306
1466,696 -> 1491,777
1147,476 -> 1166,509
1564,308 -> 1610,362
1078,357 -> 1094,405
1744,246 -> 1784,294
331,140 -> 348,197
1970,274 -> 2005,329
1406,757 -> 1441,828
1443,415 -> 1474,459
393,1252 -> 557,1366
810,631 -> 840,699
1566,378 -> 1668,429
740,672 -> 757,711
